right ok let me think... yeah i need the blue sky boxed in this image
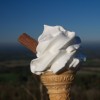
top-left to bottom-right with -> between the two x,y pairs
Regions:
0,0 -> 100,45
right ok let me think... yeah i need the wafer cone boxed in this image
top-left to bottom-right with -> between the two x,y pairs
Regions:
40,70 -> 76,100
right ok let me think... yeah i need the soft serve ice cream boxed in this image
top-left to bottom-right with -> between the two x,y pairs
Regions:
30,25 -> 85,75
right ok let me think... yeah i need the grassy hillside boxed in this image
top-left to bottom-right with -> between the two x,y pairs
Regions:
0,44 -> 100,100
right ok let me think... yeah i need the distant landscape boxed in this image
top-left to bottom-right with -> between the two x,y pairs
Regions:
0,43 -> 100,100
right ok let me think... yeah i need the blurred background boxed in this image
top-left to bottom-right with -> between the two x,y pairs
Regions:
0,0 -> 100,100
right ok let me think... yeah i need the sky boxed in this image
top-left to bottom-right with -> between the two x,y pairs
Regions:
0,0 -> 100,46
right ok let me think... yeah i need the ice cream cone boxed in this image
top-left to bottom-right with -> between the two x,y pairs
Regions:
40,70 -> 76,100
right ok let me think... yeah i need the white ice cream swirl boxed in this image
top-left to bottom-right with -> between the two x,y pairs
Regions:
30,25 -> 86,75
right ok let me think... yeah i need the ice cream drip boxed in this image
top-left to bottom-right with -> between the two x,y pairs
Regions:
30,25 -> 86,75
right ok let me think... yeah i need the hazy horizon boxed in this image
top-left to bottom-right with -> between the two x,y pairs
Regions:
0,41 -> 100,58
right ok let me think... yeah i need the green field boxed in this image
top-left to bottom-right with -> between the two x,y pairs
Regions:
0,52 -> 100,100
0,66 -> 100,100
